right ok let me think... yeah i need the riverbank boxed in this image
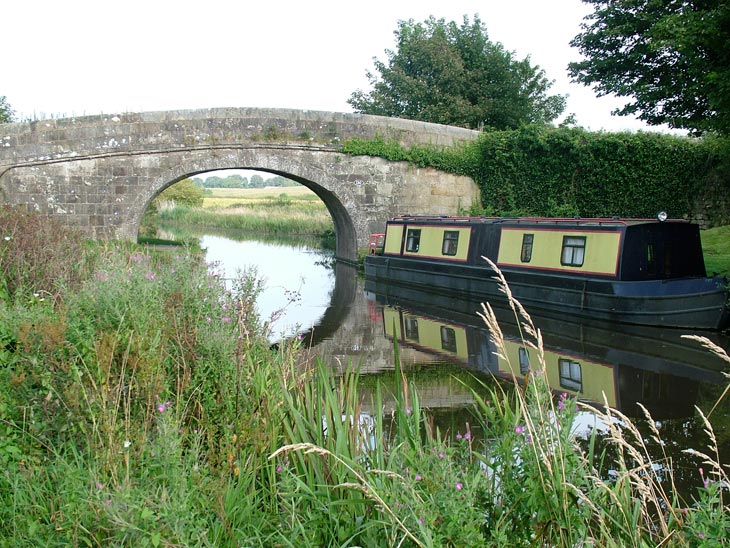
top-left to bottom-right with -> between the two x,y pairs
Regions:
156,186 -> 334,238
1,208 -> 729,546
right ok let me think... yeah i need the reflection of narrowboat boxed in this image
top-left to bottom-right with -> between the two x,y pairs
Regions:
364,215 -> 729,330
374,288 -> 728,419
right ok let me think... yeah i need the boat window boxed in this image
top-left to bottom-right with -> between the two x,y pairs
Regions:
558,358 -> 582,392
520,234 -> 534,263
440,326 -> 457,352
518,347 -> 530,374
646,243 -> 656,276
404,316 -> 419,341
561,236 -> 586,267
406,229 -> 421,252
442,231 -> 459,256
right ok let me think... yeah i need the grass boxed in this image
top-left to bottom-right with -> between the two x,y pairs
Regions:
702,224 -> 730,276
157,186 -> 333,237
2,208 -> 730,547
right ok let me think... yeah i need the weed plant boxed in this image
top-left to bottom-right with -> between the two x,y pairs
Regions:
1,208 -> 728,546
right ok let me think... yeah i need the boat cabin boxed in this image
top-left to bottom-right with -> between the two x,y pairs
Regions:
377,215 -> 707,281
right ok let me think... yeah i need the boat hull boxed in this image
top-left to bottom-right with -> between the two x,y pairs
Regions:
364,255 -> 730,330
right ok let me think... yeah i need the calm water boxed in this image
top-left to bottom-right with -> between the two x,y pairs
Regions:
190,230 -> 730,495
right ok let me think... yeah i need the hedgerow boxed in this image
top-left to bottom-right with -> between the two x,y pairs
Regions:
342,127 -> 730,223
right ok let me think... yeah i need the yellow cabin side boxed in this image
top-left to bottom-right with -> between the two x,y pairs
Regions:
384,223 -> 472,261
497,227 -> 622,276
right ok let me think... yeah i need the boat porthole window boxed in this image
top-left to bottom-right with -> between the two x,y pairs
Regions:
442,231 -> 459,256
518,347 -> 530,374
558,358 -> 582,392
521,234 -> 534,263
440,326 -> 457,352
561,236 -> 586,267
406,229 -> 421,253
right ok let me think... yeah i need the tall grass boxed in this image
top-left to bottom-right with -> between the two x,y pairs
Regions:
1,208 -> 728,546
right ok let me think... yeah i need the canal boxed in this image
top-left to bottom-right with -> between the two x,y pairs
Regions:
189,229 -> 729,496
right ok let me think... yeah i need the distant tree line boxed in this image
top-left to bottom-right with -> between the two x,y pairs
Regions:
192,174 -> 299,189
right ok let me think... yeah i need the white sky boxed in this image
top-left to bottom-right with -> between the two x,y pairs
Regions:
4,0 -> 673,133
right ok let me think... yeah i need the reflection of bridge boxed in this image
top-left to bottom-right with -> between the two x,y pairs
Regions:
0,108 -> 480,262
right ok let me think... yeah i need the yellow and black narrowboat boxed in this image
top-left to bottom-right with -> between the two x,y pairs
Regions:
364,215 -> 730,330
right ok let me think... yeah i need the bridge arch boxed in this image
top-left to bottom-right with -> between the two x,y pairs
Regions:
0,108 -> 480,262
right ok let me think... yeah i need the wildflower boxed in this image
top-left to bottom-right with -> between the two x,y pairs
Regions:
96,482 -> 104,490
145,272 -> 155,281
221,316 -> 231,323
456,482 -> 463,490
456,432 -> 462,440
3,236 -> 10,241
206,317 -> 212,323
698,532 -> 705,538
415,474 -> 422,481
405,406 -> 412,415
557,400 -> 565,410
515,425 -> 525,435
463,432 -> 471,441
123,440 -> 131,448
418,518 -> 424,525
438,451 -> 446,459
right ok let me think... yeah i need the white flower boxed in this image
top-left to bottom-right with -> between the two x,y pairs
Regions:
3,236 -> 10,241
123,440 -> 131,448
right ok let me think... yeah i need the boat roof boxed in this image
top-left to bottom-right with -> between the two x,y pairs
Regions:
389,215 -> 691,227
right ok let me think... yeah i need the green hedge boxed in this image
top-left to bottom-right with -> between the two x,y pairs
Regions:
342,127 -> 730,221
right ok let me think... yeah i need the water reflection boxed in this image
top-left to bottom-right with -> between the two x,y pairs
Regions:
159,226 -> 336,339
361,279 -> 728,420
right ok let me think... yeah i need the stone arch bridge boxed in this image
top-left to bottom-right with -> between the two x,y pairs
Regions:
0,108 -> 480,262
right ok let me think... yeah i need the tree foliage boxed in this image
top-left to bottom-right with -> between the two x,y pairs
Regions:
158,178 -> 204,207
348,15 -> 566,130
569,0 -> 730,135
0,96 -> 13,124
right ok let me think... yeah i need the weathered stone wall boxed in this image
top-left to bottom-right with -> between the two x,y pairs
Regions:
0,108 -> 480,261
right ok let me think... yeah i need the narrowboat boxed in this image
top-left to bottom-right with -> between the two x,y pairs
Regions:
364,215 -> 730,330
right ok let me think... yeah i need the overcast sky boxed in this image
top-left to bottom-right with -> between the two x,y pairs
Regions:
4,0 -> 671,133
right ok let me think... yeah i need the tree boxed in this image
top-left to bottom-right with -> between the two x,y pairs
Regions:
157,178 -> 204,207
0,96 -> 13,123
348,15 -> 566,130
568,0 -> 730,135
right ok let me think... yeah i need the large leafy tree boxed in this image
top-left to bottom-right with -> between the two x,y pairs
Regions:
348,15 -> 566,130
569,0 -> 730,135
0,96 -> 13,123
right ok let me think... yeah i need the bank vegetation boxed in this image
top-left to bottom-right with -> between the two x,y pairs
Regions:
2,206 -> 729,546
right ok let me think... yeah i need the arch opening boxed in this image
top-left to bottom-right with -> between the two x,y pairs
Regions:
137,166 -> 357,262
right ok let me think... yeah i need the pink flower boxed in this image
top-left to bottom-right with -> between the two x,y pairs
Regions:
438,451 -> 446,459
221,316 -> 231,323
515,425 -> 525,435
463,432 -> 471,441
415,474 -> 422,481
145,272 -> 155,281
456,482 -> 463,490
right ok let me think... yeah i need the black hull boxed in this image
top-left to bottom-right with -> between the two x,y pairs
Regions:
364,256 -> 730,330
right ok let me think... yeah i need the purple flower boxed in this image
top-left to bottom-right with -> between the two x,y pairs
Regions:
438,451 -> 446,459
415,474 -> 422,481
221,316 -> 231,323
515,425 -> 525,435
463,432 -> 471,441
145,272 -> 155,281
558,400 -> 565,410
456,432 -> 462,440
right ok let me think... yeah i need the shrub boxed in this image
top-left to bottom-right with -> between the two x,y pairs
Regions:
0,206 -> 91,305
